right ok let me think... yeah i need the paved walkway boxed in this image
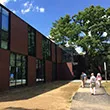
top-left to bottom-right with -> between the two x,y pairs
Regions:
70,80 -> 110,110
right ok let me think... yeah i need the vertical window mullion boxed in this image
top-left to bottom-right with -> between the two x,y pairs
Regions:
15,54 -> 17,86
0,11 -> 2,48
21,56 -> 23,85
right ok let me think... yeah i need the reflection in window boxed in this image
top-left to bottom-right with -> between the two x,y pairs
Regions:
1,40 -> 8,49
10,53 -> 15,66
0,6 -> 1,13
9,53 -> 27,87
36,59 -> 45,82
1,30 -> 8,40
2,14 -> 9,31
0,6 -> 9,50
42,37 -> 51,60
28,25 -> 36,56
62,50 -> 72,62
2,8 -> 9,16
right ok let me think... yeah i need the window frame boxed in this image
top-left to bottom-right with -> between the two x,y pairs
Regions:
0,6 -> 9,50
28,25 -> 36,56
9,53 -> 27,87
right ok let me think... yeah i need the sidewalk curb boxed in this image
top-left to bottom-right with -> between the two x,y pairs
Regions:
102,85 -> 110,96
70,84 -> 81,102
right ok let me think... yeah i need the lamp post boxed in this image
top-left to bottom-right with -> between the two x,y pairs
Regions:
104,62 -> 107,82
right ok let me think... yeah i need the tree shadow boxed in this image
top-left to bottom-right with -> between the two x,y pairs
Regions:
0,81 -> 70,102
4,107 -> 44,110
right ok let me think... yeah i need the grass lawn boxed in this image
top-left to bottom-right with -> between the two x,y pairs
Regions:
102,81 -> 110,95
0,80 -> 81,110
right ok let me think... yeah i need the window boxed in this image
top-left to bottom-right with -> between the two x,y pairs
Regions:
9,53 -> 27,87
1,40 -> 8,49
36,59 -> 45,82
0,6 -> 1,13
42,37 -> 51,60
2,8 -> 9,16
62,50 -> 72,62
0,7 -> 9,50
28,26 -> 36,56
2,8 -> 9,31
1,30 -> 8,40
2,14 -> 9,31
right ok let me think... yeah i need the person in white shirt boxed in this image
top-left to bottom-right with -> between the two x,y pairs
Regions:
90,73 -> 96,95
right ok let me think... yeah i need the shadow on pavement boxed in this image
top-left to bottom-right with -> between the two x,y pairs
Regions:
4,107 -> 44,110
0,80 -> 70,102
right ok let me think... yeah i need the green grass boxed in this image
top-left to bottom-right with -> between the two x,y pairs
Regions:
102,82 -> 110,95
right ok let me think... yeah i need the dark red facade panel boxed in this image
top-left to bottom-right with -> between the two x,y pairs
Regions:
51,43 -> 55,62
10,13 -> 28,55
0,49 -> 10,91
57,46 -> 62,63
27,56 -> 36,86
57,63 -> 74,80
45,60 -> 52,82
57,63 -> 62,80
36,31 -> 43,59
0,4 -> 76,91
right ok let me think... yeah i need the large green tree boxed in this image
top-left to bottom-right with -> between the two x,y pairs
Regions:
50,5 -> 110,72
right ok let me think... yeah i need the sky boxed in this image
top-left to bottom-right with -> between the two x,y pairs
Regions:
0,0 -> 110,53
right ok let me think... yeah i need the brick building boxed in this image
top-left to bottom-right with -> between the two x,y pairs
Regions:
0,4 -> 75,91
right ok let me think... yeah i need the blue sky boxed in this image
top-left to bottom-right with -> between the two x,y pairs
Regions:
0,0 -> 110,37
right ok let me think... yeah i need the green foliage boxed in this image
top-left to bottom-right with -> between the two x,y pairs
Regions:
50,14 -> 73,45
50,5 -> 110,72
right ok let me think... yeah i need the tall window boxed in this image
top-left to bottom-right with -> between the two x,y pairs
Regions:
42,37 -> 51,60
62,50 -> 71,62
28,25 -> 36,56
0,6 -> 9,49
36,59 -> 45,82
9,53 -> 27,87
55,45 -> 57,62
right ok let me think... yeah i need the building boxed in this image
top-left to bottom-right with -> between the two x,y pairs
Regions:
0,4 -> 74,91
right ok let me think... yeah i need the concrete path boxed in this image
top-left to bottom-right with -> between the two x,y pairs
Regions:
70,80 -> 110,110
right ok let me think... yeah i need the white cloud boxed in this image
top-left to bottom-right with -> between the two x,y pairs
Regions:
23,1 -> 29,7
39,8 -> 45,13
21,1 -> 45,14
21,1 -> 33,14
34,6 -> 45,13
36,6 -> 39,12
0,0 -> 17,5
21,8 -> 30,14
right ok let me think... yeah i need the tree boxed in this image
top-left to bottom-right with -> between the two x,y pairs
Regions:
50,5 -> 110,72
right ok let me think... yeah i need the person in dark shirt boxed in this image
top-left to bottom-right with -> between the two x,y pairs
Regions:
81,72 -> 87,88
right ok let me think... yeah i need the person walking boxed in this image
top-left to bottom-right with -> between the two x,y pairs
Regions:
81,72 -> 87,88
96,73 -> 102,87
90,73 -> 96,95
